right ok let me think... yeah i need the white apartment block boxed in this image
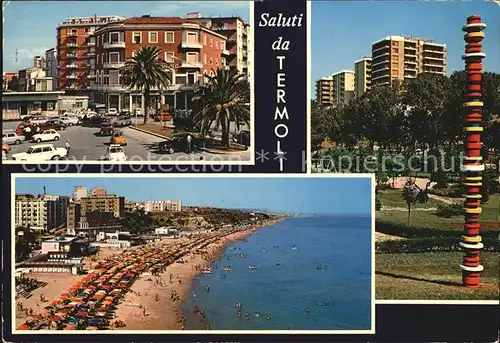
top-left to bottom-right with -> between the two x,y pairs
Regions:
15,194 -> 69,231
143,200 -> 182,212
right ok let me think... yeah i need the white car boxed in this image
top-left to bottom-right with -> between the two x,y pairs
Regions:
3,131 -> 26,145
60,116 -> 80,126
29,116 -> 49,125
134,108 -> 144,116
108,108 -> 118,116
103,145 -> 127,161
31,129 -> 61,143
12,143 -> 67,161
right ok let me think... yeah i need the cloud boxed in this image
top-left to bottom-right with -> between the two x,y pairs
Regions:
150,1 -> 250,19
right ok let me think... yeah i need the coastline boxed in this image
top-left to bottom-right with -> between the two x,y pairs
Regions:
113,217 -> 285,330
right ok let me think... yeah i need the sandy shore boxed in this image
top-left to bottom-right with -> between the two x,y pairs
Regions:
114,219 -> 283,330
15,218 -> 284,331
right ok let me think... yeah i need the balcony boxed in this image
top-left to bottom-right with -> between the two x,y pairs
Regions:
181,40 -> 203,49
86,51 -> 96,57
66,75 -> 78,79
422,55 -> 444,61
68,32 -> 78,37
66,53 -> 77,58
66,42 -> 78,47
423,47 -> 444,54
87,74 -> 96,79
180,60 -> 203,69
87,41 -> 96,46
372,45 -> 390,54
66,64 -> 78,68
103,61 -> 125,69
103,41 -> 125,49
423,62 -> 445,68
371,59 -> 389,67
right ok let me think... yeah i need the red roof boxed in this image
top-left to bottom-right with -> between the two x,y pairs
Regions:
124,17 -> 185,25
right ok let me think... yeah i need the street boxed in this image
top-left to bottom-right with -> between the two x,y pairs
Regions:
3,121 -> 251,163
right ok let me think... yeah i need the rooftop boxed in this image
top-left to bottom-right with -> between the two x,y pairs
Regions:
124,16 -> 184,25
44,236 -> 78,244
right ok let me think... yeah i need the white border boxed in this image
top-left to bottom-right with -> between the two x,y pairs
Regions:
306,0 -> 312,174
10,173 -> 376,335
3,1 -> 255,167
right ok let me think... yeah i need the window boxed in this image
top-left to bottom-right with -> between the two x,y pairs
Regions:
132,32 -> 142,44
221,57 -> 225,65
165,31 -> 174,43
43,147 -> 52,153
204,53 -> 207,64
215,40 -> 219,49
97,54 -> 100,64
392,70 -> 398,76
164,52 -> 174,63
97,35 -> 100,45
149,32 -> 158,43
187,52 -> 199,65
209,38 -> 212,47
109,70 -> 119,85
221,41 -> 225,50
209,57 -> 213,65
392,48 -> 399,54
132,50 -> 137,57
392,41 -> 398,46
187,32 -> 198,44
109,32 -> 120,43
203,35 -> 207,45
109,52 -> 120,62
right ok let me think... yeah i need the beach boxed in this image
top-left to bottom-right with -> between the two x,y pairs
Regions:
15,218 -> 283,331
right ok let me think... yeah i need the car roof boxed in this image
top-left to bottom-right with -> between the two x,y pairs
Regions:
29,143 -> 55,148
109,144 -> 122,148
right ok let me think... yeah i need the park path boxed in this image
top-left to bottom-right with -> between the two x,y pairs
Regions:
427,193 -> 456,204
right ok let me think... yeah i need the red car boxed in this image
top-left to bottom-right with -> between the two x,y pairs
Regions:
155,111 -> 172,121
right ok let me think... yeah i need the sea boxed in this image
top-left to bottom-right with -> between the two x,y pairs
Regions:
181,215 -> 372,331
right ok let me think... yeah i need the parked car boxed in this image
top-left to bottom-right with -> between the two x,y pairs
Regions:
134,108 -> 144,116
12,143 -> 67,161
113,115 -> 132,127
45,119 -> 68,131
29,116 -> 49,125
3,131 -> 26,145
110,130 -> 127,146
103,144 -> 127,161
31,129 -> 61,143
157,134 -> 199,154
108,108 -> 118,116
155,110 -> 172,121
60,116 -> 80,126
100,122 -> 114,136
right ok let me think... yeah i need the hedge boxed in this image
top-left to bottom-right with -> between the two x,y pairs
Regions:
376,237 -> 499,254
376,220 -> 498,240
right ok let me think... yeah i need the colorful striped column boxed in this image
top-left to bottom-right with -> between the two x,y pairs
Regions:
460,15 -> 486,288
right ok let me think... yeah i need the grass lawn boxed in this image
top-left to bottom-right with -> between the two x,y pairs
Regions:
378,192 -> 499,232
380,188 -> 441,208
376,251 -> 499,300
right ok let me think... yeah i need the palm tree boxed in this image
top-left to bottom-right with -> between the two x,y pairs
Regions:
121,46 -> 173,124
191,67 -> 250,147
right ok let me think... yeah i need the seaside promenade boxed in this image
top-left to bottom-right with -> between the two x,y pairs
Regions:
15,218 -> 283,331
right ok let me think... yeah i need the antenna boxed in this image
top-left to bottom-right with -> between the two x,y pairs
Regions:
15,49 -> 18,63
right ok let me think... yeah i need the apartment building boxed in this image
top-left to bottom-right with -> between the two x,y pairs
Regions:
186,13 -> 250,76
80,195 -> 125,217
17,67 -> 53,92
67,202 -> 81,230
315,76 -> 334,106
331,70 -> 355,106
90,15 -> 230,112
56,16 -> 124,97
354,57 -> 372,98
143,200 -> 182,212
15,194 -> 68,231
371,35 -> 446,87
45,48 -> 58,89
125,199 -> 136,212
33,56 -> 45,69
3,72 -> 19,91
90,186 -> 107,197
72,186 -> 88,202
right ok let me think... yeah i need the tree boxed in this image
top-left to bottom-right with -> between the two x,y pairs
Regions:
402,180 -> 420,226
311,101 -> 333,151
119,208 -> 154,234
191,67 -> 250,147
121,46 -> 173,124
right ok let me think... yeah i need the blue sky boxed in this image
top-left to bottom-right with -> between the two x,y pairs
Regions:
311,1 -> 500,93
3,1 -> 250,72
15,177 -> 372,215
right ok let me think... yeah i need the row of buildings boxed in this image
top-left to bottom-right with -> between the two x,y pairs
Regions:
15,185 -> 182,233
316,35 -> 447,107
4,12 -> 250,119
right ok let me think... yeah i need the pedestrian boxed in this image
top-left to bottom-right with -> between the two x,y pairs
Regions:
65,140 -> 71,155
186,134 -> 192,153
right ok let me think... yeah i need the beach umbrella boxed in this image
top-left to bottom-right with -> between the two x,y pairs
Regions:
76,311 -> 88,317
44,305 -> 56,310
17,324 -> 29,330
60,293 -> 70,299
63,325 -> 76,330
49,316 -> 61,322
